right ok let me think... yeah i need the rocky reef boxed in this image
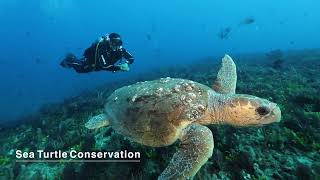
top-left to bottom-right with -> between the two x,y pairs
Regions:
0,49 -> 319,179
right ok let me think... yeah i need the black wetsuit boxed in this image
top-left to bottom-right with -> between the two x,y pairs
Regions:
71,39 -> 134,73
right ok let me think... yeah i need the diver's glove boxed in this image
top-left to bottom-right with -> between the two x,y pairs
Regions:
60,53 -> 77,68
118,63 -> 130,72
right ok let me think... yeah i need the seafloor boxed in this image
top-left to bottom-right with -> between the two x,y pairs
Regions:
0,49 -> 319,179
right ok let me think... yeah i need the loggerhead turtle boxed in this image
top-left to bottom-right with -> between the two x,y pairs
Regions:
85,55 -> 281,179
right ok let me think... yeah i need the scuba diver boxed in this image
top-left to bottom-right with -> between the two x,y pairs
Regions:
60,33 -> 134,73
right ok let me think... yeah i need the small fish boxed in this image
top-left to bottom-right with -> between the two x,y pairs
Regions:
25,31 -> 31,37
279,21 -> 286,25
35,57 -> 41,64
218,27 -> 232,39
146,34 -> 152,41
240,17 -> 255,25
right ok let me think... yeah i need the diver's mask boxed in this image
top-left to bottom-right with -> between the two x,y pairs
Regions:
110,37 -> 123,51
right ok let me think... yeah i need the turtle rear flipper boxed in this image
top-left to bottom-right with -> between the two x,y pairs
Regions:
212,54 -> 237,94
158,124 -> 214,179
85,114 -> 110,129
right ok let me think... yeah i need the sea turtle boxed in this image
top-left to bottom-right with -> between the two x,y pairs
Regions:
85,55 -> 281,179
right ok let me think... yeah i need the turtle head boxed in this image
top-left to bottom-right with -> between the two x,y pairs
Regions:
208,54 -> 281,127
219,94 -> 281,127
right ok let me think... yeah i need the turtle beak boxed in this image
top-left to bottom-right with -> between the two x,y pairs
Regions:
272,105 -> 282,122
263,104 -> 281,124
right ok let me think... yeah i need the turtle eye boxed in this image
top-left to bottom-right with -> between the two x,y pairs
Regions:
256,106 -> 270,116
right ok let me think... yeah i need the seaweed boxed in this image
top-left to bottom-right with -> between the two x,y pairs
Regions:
1,49 -> 320,179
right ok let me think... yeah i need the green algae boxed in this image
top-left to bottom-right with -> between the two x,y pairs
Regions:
0,49 -> 319,179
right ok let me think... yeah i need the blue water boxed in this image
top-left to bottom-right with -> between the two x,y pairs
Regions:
0,0 -> 319,121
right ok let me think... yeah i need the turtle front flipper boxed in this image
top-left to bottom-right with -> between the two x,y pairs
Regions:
158,124 -> 214,180
85,114 -> 110,129
212,54 -> 237,94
